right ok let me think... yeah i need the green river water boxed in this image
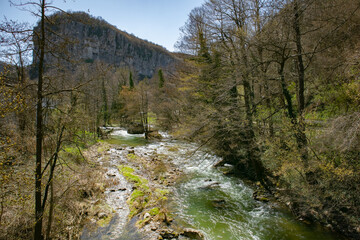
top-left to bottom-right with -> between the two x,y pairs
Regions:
105,129 -> 344,240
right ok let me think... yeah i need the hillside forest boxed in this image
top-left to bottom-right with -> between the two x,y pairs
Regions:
1,0 -> 360,239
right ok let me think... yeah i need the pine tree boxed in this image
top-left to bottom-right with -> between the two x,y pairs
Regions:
158,69 -> 164,88
129,71 -> 134,89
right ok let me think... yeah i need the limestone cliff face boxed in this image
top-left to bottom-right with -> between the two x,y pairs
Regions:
34,12 -> 177,79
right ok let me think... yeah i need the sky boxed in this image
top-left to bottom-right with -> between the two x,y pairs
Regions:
0,0 -> 206,52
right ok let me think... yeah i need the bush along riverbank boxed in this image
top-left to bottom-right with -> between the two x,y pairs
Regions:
223,153 -> 359,240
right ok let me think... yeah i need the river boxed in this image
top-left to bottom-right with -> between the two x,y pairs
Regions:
94,128 -> 343,240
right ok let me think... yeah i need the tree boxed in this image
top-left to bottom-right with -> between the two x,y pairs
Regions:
0,19 -> 32,132
34,1 -> 46,238
129,71 -> 134,89
7,1 -> 101,238
176,0 -> 269,182
158,69 -> 165,88
139,78 -> 150,138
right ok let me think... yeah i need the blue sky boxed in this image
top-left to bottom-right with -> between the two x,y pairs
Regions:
0,0 -> 205,52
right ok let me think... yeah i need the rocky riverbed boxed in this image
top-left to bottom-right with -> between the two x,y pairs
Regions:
80,129 -> 342,240
81,138 -> 204,240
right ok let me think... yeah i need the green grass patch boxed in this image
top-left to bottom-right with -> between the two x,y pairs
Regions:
130,189 -> 145,200
154,188 -> 169,201
147,112 -> 157,125
117,164 -> 172,221
74,130 -> 97,147
61,145 -> 84,164
118,165 -> 149,189
155,188 -> 169,196
149,207 -> 160,216
96,143 -> 110,153
127,153 -> 137,160
118,165 -> 151,218
118,165 -> 135,174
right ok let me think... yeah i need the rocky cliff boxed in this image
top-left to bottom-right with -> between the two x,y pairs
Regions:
33,12 -> 178,79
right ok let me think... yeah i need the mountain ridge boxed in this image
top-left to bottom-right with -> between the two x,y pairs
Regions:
33,11 -> 179,79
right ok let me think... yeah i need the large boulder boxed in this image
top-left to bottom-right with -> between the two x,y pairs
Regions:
127,124 -> 144,134
146,130 -> 162,140
97,127 -> 113,138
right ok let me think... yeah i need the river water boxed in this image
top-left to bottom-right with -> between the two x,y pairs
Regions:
103,129 -> 342,240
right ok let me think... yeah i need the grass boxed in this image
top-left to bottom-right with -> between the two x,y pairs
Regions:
118,163 -> 170,220
96,143 -> 110,153
149,207 -> 160,216
118,165 -> 151,218
61,145 -> 85,164
127,153 -> 137,160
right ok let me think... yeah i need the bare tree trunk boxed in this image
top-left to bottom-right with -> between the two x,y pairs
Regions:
17,53 -> 26,132
293,0 -> 305,115
279,62 -> 296,121
45,180 -> 53,240
35,1 -> 46,239
293,0 -> 308,168
254,0 -> 273,137
0,198 -> 4,225
42,125 -> 64,239
140,83 -> 149,139
101,78 -> 109,126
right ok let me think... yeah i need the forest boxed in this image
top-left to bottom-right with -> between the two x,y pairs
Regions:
0,0 -> 360,239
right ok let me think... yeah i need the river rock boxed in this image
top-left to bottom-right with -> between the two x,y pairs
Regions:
127,124 -> 145,134
199,181 -> 220,190
217,164 -> 235,175
97,127 -> 112,139
211,199 -> 227,208
150,223 -> 158,231
147,130 -> 162,139
97,212 -> 107,219
181,228 -> 205,240
158,229 -> 179,239
253,191 -> 269,202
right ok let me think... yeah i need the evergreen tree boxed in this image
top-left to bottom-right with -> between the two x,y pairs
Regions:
129,71 -> 134,89
158,69 -> 165,88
